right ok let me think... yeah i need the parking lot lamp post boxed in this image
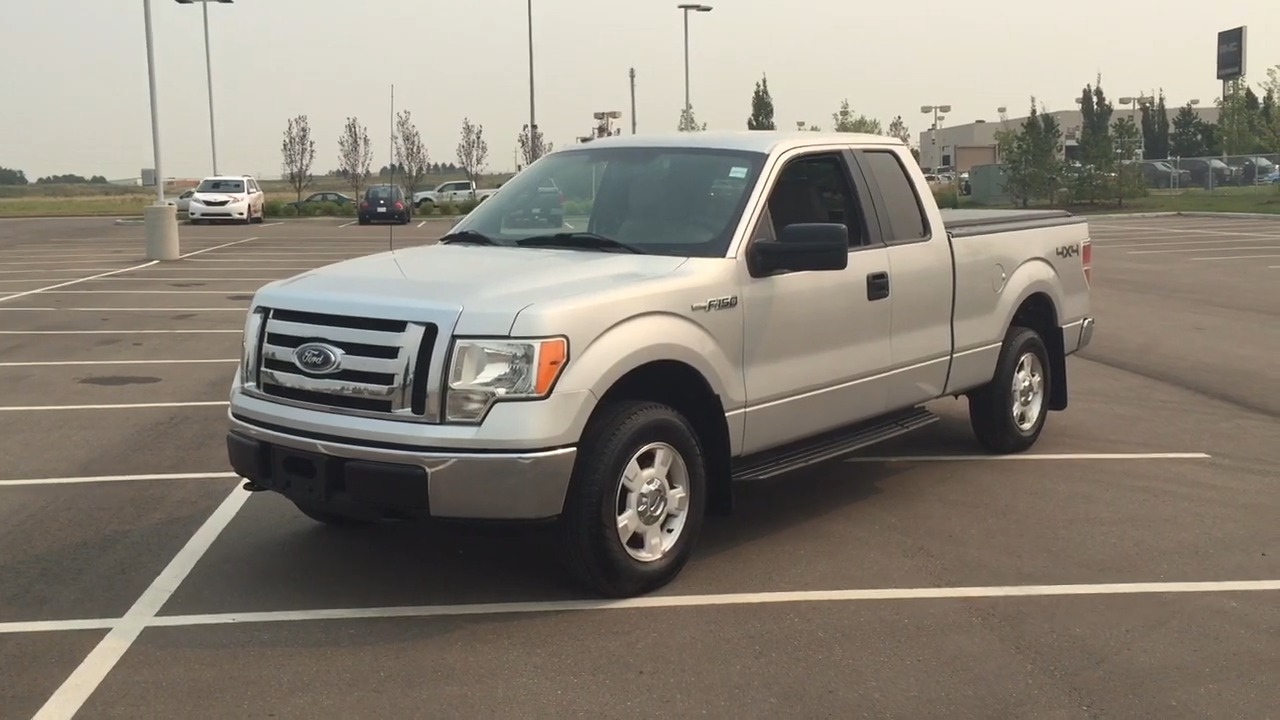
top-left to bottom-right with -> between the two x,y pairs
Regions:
175,0 -> 232,176
143,0 -> 179,260
920,104 -> 951,170
677,4 -> 713,118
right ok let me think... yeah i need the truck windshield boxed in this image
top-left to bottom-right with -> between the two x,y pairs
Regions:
449,146 -> 766,257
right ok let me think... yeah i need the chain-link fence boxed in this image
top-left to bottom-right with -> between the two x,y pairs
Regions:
1126,153 -> 1280,191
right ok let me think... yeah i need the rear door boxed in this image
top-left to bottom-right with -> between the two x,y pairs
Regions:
851,146 -> 955,410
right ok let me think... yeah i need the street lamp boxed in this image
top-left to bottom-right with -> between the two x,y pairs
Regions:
677,4 -> 712,116
527,0 -> 539,160
175,0 -> 232,176
920,105 -> 950,171
142,0 -> 179,261
1118,95 -> 1154,158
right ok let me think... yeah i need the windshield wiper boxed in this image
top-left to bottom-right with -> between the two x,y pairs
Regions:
438,230 -> 498,246
516,232 -> 641,254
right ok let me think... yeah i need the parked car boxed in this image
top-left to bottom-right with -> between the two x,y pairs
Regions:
1224,156 -> 1278,185
1176,158 -> 1238,188
412,180 -> 498,210
288,191 -> 355,212
1132,160 -> 1192,188
357,184 -> 411,225
174,188 -> 195,213
188,175 -> 266,224
227,131 -> 1093,598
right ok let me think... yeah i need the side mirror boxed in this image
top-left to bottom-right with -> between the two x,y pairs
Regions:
749,222 -> 849,276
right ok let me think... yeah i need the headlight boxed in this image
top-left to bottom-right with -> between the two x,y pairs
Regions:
444,337 -> 568,423
240,308 -> 266,388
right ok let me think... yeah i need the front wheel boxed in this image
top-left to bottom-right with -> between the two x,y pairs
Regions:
558,401 -> 707,598
967,326 -> 1051,454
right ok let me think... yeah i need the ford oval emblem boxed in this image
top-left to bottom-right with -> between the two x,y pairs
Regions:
293,342 -> 343,375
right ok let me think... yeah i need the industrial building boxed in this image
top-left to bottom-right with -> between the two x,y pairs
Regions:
916,105 -> 1222,173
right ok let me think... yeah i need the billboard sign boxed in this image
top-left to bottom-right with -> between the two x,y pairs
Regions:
1216,26 -> 1246,81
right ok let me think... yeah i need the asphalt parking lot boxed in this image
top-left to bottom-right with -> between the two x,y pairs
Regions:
1,214 -> 1276,719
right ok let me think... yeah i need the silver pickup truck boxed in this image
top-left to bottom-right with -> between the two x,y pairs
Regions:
227,131 -> 1094,597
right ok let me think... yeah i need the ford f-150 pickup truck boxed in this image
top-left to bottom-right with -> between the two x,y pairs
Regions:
227,131 -> 1094,598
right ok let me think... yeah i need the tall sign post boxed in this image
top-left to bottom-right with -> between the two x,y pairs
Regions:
1215,26 -> 1247,157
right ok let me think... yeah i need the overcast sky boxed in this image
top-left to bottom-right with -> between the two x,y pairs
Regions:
3,0 -> 1277,181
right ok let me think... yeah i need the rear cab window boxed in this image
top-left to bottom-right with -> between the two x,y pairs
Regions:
857,149 -> 931,244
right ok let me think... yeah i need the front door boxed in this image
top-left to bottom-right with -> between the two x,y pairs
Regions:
738,149 -> 893,455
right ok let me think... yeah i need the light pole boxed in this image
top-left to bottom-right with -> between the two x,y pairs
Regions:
920,104 -> 950,170
142,0 -> 179,260
677,4 -> 712,118
1118,94 -> 1154,159
527,0 -> 539,160
175,0 -> 231,176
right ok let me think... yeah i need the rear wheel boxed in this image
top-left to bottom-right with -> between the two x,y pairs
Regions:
558,401 -> 707,598
968,326 -> 1051,454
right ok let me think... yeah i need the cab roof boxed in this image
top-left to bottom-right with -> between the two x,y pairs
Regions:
555,130 -> 904,156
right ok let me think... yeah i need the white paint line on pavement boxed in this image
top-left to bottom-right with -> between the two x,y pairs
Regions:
1128,245 -> 1280,255
5,579 -> 1278,638
0,236 -> 257,304
0,260 -> 137,266
93,277 -> 282,281
1190,254 -> 1280,261
259,222 -> 284,227
339,220 -> 357,227
0,471 -> 239,487
844,452 -> 1211,463
1092,224 -> 1280,239
417,220 -> 427,227
0,329 -> 240,335
1101,237 -> 1280,249
37,290 -> 255,294
0,359 -> 237,367
0,400 -> 229,412
1270,265 -> 1280,269
0,268 -> 149,275
30,484 -> 250,720
0,307 -> 244,312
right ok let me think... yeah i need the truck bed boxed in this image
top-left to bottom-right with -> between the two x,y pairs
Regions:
940,208 -> 1086,238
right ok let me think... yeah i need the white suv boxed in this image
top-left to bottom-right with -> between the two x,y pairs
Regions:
188,175 -> 265,224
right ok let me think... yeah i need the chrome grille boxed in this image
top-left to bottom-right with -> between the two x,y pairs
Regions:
249,307 -> 438,421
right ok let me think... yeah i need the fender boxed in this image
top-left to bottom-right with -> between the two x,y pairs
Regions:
996,258 -> 1065,334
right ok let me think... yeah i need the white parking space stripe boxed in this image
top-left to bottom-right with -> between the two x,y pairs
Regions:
0,471 -> 239,487
0,268 -> 147,275
844,452 -> 1211,462
1128,245 -> 1280,255
0,329 -> 241,335
0,236 -> 258,304
0,260 -> 147,266
0,359 -> 237,368
5,579 -> 1277,638
30,484 -> 249,720
339,221 -> 357,227
92,277 -> 282,281
0,400 -> 229,412
1092,225 -> 1280,239
1191,254 -> 1280,261
1100,237 -> 1280,249
0,307 -> 245,312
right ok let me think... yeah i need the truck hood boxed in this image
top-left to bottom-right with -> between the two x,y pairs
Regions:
252,243 -> 689,333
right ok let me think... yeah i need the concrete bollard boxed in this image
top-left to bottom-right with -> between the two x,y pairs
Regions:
144,203 -> 180,261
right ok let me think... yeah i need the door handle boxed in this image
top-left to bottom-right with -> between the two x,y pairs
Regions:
866,271 -> 890,301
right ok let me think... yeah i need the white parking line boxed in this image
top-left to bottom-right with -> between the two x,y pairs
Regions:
1128,246 -> 1280,255
0,329 -> 240,335
0,401 -> 229,412
30,484 -> 249,720
0,359 -> 237,368
0,236 -> 257,304
844,452 -> 1211,462
339,221 -> 357,227
1100,237 -> 1280,249
1191,254 -> 1280,261
5,579 -> 1278,638
0,471 -> 239,487
417,221 -> 427,227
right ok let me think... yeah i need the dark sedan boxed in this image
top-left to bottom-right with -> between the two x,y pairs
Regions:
358,185 -> 411,225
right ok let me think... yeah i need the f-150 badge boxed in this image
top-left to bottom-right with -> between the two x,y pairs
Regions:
692,296 -> 739,312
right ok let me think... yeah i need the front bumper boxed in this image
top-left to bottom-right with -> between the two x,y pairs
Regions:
227,413 -> 577,520
190,201 -> 250,221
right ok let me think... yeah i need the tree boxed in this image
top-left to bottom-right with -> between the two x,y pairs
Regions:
746,73 -> 775,130
1073,78 -> 1115,204
456,117 -> 489,198
1110,116 -> 1145,207
1259,66 -> 1280,153
393,110 -> 430,200
517,124 -> 553,168
678,105 -> 707,132
998,98 -> 1062,207
280,114 -> 316,202
1169,103 -> 1204,158
831,99 -> 882,134
886,115 -> 911,147
0,166 -> 28,185
337,116 -> 372,198
1152,92 -> 1171,159
1217,78 -> 1257,156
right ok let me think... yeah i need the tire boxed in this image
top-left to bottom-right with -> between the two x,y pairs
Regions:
558,401 -> 708,598
293,500 -> 373,527
967,325 -> 1052,454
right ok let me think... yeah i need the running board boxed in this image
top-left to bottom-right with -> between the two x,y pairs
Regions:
730,407 -> 939,482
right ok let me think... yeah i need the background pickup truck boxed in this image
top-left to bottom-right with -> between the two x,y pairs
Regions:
411,180 -> 497,209
227,131 -> 1094,599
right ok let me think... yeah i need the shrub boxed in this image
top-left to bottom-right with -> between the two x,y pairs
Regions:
437,201 -> 457,216
932,186 -> 960,209
457,198 -> 481,214
281,204 -> 298,217
264,199 -> 286,217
